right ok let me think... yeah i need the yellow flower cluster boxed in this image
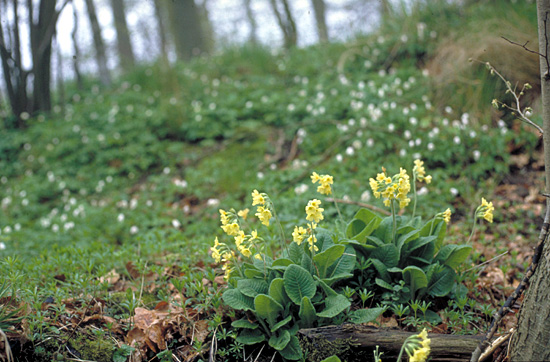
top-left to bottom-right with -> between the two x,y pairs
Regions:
305,199 -> 324,223
413,159 -> 432,184
252,190 -> 272,226
369,168 -> 411,209
214,208 -> 262,264
409,329 -> 431,362
476,198 -> 494,223
311,172 -> 333,195
441,208 -> 451,224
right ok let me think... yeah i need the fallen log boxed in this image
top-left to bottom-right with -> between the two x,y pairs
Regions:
299,324 -> 484,362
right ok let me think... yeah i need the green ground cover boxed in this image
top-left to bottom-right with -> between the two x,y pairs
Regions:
0,1 -> 542,361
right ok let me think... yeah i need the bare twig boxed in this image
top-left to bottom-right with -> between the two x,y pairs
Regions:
478,328 -> 514,362
0,328 -> 13,362
463,251 -> 508,273
501,37 -> 547,60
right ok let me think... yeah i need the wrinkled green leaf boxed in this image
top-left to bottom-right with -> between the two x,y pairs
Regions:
237,279 -> 268,297
284,264 -> 317,305
317,294 -> 350,318
279,335 -> 303,360
313,244 -> 345,278
255,294 -> 283,327
271,315 -> 293,332
299,296 -> 317,328
236,329 -> 265,345
269,329 -> 291,351
349,307 -> 385,324
231,319 -> 259,329
222,289 -> 254,311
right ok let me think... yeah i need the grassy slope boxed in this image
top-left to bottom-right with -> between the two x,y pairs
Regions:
0,1 -> 542,360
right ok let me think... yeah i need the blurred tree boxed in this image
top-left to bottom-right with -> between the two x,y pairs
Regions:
311,0 -> 329,43
71,2 -> 84,90
269,0 -> 298,49
167,0 -> 207,61
0,0 -> 69,128
243,0 -> 258,44
84,0 -> 112,86
153,0 -> 169,61
110,0 -> 135,72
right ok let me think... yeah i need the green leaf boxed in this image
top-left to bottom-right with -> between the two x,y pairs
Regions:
237,279 -> 268,297
279,336 -> 303,360
269,329 -> 291,351
313,245 -> 345,278
373,216 -> 394,242
349,307 -> 385,324
396,227 -> 419,253
317,294 -> 350,318
317,231 -> 335,251
370,258 -> 390,282
301,253 -> 314,274
113,345 -> 135,362
402,266 -> 428,298
222,289 -> 255,311
236,329 -> 265,345
320,357 -> 342,362
231,319 -> 259,329
299,296 -> 317,328
420,219 -> 447,252
346,208 -> 382,242
272,258 -> 294,270
435,245 -> 472,269
243,263 -> 263,279
269,278 -> 289,305
288,242 -> 304,264
271,315 -> 293,332
326,245 -> 356,279
427,265 -> 455,297
375,278 -> 394,291
371,244 -> 399,268
255,294 -> 283,327
284,264 -> 317,305
313,275 -> 338,297
322,273 -> 353,287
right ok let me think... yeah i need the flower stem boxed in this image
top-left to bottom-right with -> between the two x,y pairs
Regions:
391,200 -> 397,244
332,185 -> 346,235
412,175 -> 418,219
467,217 -> 478,243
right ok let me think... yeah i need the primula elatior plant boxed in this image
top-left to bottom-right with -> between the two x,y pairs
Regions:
212,162 -> 493,360
212,179 -> 384,360
347,161 -> 492,312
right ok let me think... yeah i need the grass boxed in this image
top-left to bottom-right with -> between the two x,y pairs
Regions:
0,1 -> 543,360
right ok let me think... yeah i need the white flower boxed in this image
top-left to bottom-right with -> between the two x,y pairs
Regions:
336,154 -> 344,162
117,213 -> 125,222
473,150 -> 481,160
450,188 -> 459,196
453,136 -> 461,145
346,146 -> 355,156
418,186 -> 428,196
130,226 -> 139,234
360,191 -> 371,202
294,184 -> 309,195
207,198 -> 220,207
427,143 -> 435,151
172,219 -> 181,228
388,123 -> 395,132
0,242 -> 5,250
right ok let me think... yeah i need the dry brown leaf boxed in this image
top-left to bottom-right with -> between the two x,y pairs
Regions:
99,269 -> 121,284
125,262 -> 141,280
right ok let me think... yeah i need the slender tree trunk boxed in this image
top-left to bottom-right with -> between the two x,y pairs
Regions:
110,0 -> 135,72
84,0 -> 111,86
198,0 -> 214,53
30,0 -> 56,113
311,0 -> 329,43
509,1 -> 550,361
268,0 -> 297,49
243,0 -> 258,45
153,0 -> 169,60
71,2 -> 83,90
55,39 -> 65,112
168,0 -> 205,61
380,0 -> 392,17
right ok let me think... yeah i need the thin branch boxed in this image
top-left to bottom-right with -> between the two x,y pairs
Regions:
478,328 -> 514,362
501,37 -> 547,60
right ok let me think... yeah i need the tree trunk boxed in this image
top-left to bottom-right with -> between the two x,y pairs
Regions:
153,0 -> 169,60
268,0 -> 298,49
510,2 -> 550,360
84,0 -> 111,86
110,0 -> 135,72
243,0 -> 258,45
30,0 -> 56,113
71,2 -> 84,90
168,0 -> 205,61
300,325 -> 483,362
311,0 -> 329,43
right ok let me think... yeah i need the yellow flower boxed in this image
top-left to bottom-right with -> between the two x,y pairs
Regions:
251,189 -> 265,206
409,347 -> 430,362
250,230 -> 258,240
254,254 -> 262,260
442,208 -> 451,224
211,237 -> 222,263
292,226 -> 307,245
241,248 -> 251,257
311,172 -> 334,195
238,208 -> 249,220
310,172 -> 321,183
255,206 -> 272,226
221,222 -> 240,236
370,168 -> 411,209
307,234 -> 319,252
234,230 -> 246,248
413,159 -> 432,184
305,199 -> 324,223
219,209 -> 230,225
476,197 -> 494,223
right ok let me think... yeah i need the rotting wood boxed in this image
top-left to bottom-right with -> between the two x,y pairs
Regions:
299,324 -> 484,362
